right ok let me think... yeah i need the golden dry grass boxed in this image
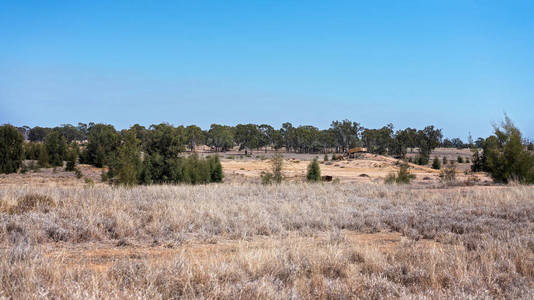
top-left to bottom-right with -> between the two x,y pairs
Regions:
1,183 -> 533,298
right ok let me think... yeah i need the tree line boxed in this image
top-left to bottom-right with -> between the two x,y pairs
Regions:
2,116 -> 533,184
15,120 -> 455,159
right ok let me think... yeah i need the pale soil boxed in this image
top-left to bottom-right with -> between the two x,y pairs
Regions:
1,149 -> 490,186
221,151 -> 491,185
41,231 -> 444,274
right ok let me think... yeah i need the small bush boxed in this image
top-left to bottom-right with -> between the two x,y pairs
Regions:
431,157 -> 441,170
74,168 -> 83,179
442,156 -> 447,165
415,156 -> 428,166
261,172 -> 274,185
440,165 -> 457,183
457,156 -> 464,163
306,158 -> 321,182
324,154 -> 329,161
271,152 -> 284,183
85,178 -> 95,187
385,164 -> 415,184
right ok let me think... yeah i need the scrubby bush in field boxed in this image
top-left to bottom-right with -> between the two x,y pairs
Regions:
475,116 -> 534,184
457,156 -> 463,163
415,155 -> 428,166
440,164 -> 456,183
261,152 -> 283,184
307,158 -> 321,182
261,171 -> 274,185
0,124 -> 24,174
442,156 -> 447,165
385,164 -> 415,184
64,143 -> 79,171
431,157 -> 441,170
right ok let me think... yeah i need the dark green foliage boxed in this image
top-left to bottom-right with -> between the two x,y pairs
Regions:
362,124 -> 394,155
416,126 -> 443,160
28,126 -> 52,142
186,125 -> 204,151
261,172 -> 274,185
207,124 -> 234,152
81,124 -> 119,168
432,157 -> 441,170
65,145 -> 77,172
44,131 -> 67,167
235,124 -> 263,153
38,145 -> 49,167
145,123 -> 186,158
108,131 -> 143,186
0,125 -> 24,174
54,124 -> 84,142
415,155 -> 428,166
24,142 -> 43,160
306,158 -> 321,182
324,153 -> 329,161
457,156 -> 463,163
140,153 -> 223,185
481,116 -> 534,184
385,164 -> 415,184
442,156 -> 447,165
209,155 -> 224,182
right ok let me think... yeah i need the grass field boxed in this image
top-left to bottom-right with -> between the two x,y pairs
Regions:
1,182 -> 533,298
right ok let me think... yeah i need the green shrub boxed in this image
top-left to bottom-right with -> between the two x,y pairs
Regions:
65,144 -> 78,172
261,171 -> 274,185
0,124 -> 24,174
271,152 -> 284,183
38,146 -> 49,168
44,131 -> 67,167
324,154 -> 329,161
385,164 -> 415,184
442,156 -> 447,165
457,156 -> 464,163
415,156 -> 428,166
432,157 -> 441,170
306,158 -> 321,182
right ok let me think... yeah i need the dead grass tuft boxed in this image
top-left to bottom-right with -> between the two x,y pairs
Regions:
8,193 -> 55,214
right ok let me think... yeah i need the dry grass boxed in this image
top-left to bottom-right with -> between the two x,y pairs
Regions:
1,183 -> 533,298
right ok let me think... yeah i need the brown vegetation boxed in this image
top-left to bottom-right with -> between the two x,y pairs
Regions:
1,183 -> 533,298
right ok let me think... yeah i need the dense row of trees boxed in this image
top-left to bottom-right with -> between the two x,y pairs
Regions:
14,120 -> 453,160
2,116 -> 533,184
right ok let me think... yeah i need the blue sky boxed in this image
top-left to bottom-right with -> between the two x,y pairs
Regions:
1,0 -> 533,139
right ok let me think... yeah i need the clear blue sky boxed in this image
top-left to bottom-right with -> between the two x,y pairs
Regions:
1,1 -> 533,139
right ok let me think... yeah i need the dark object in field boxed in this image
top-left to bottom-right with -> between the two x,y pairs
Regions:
359,174 -> 369,177
322,175 -> 333,182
